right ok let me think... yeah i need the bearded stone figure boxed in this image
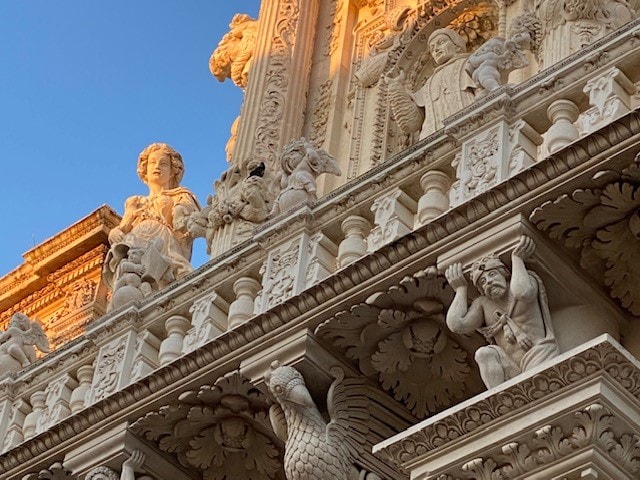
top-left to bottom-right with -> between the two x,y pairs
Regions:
445,236 -> 559,389
104,143 -> 200,308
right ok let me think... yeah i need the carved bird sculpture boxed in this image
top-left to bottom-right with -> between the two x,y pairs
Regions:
265,361 -> 370,480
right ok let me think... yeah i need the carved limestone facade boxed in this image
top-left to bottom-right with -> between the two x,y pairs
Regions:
5,2 -> 640,480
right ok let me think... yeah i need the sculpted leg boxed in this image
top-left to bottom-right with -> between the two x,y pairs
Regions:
475,346 -> 506,389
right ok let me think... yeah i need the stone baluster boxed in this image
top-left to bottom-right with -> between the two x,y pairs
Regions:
228,277 -> 261,329
69,365 -> 95,414
23,391 -> 46,440
545,99 -> 580,154
158,315 -> 191,366
416,170 -> 451,227
337,216 -> 371,268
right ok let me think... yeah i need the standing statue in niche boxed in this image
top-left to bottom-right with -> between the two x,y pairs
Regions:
386,28 -> 476,139
270,138 -> 342,217
105,143 -> 199,307
387,27 -> 530,138
0,313 -> 50,375
444,236 -> 559,389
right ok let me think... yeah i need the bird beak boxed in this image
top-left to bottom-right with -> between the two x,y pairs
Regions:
287,384 -> 315,408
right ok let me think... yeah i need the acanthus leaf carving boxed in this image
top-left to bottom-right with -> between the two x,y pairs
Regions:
131,372 -> 284,480
317,268 -> 480,418
531,154 -> 640,314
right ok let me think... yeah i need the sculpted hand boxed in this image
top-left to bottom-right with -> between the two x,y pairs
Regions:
445,263 -> 468,290
122,449 -> 145,470
513,235 -> 535,260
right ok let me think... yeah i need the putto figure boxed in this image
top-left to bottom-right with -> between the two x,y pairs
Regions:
105,143 -> 200,306
466,37 -> 528,97
0,313 -> 50,375
270,138 -> 341,216
444,236 -> 559,388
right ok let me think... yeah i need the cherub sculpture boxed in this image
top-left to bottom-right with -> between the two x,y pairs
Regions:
465,37 -> 528,97
270,138 -> 342,217
0,313 -> 50,375
266,361 -> 372,480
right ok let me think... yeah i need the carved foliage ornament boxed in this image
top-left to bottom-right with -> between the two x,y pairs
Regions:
431,403 -> 640,479
316,267 -> 480,418
210,14 -> 258,89
530,154 -> 640,315
131,372 -> 284,480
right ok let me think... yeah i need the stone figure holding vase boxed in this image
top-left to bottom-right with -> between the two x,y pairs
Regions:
445,236 -> 559,388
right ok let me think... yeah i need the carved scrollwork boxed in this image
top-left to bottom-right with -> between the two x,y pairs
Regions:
531,154 -> 640,314
316,267 -> 482,418
131,372 -> 285,480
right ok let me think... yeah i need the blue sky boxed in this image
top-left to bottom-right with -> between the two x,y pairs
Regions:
0,2 -> 261,276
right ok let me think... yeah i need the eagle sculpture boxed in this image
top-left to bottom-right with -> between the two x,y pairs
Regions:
265,361 -> 376,480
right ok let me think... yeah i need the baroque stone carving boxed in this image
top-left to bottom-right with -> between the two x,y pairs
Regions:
210,14 -> 258,89
265,361 -> 370,480
104,143 -> 200,309
270,138 -> 342,217
0,313 -> 50,375
430,403 -> 640,479
131,372 -> 284,480
466,37 -> 528,97
317,268 -> 477,418
531,153 -> 640,315
23,463 -> 75,480
386,28 -> 475,139
445,236 -> 559,389
189,159 -> 277,255
535,0 -> 635,67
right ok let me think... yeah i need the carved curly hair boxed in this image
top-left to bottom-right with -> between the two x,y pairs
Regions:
137,143 -> 184,188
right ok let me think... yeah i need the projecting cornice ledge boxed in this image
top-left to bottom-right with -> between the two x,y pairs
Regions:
374,335 -> 640,479
2,109 -> 640,476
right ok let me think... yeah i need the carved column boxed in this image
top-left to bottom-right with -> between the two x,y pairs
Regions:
69,364 -> 94,414
233,0 -> 321,163
228,277 -> 261,328
544,99 -> 580,154
23,391 -> 46,440
416,170 -> 451,227
338,215 -> 371,267
367,188 -> 417,252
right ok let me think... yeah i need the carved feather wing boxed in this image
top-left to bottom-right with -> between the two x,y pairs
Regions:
326,367 -> 369,461
269,402 -> 288,442
23,321 -> 51,353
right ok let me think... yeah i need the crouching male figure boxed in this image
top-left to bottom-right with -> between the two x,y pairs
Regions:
445,236 -> 558,388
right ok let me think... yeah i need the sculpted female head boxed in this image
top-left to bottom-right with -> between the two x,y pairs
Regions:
137,143 -> 184,189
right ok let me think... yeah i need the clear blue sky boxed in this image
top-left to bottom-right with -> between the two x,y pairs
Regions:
0,1 -> 261,276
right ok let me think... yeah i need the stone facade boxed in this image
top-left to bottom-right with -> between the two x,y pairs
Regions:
3,1 -> 640,479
